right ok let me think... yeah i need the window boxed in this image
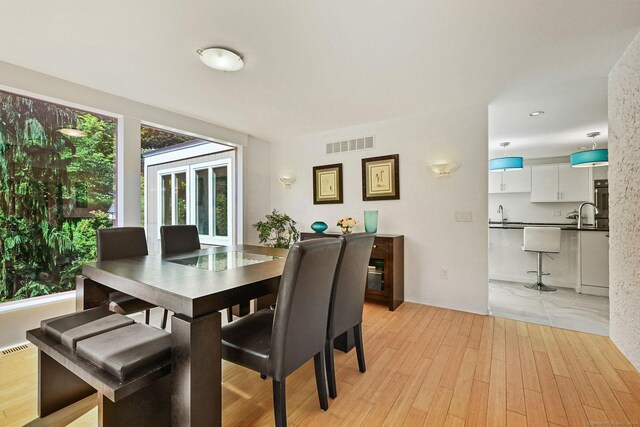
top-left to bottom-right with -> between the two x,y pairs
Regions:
157,159 -> 232,245
0,89 -> 116,303
158,169 -> 188,227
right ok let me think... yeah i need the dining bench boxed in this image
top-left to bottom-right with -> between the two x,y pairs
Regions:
26,307 -> 172,427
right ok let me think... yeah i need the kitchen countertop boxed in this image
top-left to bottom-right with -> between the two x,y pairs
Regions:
489,221 -> 609,232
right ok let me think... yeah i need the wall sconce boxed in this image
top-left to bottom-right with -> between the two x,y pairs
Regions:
279,176 -> 296,188
429,162 -> 461,177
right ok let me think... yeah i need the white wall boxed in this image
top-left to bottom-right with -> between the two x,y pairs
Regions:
608,31 -> 640,369
270,104 -> 489,314
244,137 -> 273,245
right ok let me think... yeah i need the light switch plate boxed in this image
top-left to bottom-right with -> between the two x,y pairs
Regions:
455,211 -> 473,222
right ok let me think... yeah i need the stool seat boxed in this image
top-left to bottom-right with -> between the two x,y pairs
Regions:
522,227 -> 561,292
76,323 -> 171,381
523,227 -> 561,253
41,307 -> 134,350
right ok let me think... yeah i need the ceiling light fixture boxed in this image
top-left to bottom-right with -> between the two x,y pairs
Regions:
529,111 -> 544,116
489,142 -> 524,172
57,128 -> 88,137
570,132 -> 608,168
197,47 -> 244,72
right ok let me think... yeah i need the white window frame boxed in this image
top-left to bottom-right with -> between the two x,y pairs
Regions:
189,158 -> 233,246
156,166 -> 189,234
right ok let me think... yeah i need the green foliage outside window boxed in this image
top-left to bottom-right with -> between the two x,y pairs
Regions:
0,91 -> 116,303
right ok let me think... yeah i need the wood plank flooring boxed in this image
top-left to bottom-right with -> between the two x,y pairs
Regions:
1,302 -> 639,426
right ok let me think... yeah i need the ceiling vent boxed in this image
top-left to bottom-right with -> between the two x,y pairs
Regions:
326,136 -> 374,155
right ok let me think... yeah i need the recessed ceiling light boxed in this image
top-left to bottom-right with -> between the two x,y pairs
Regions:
197,47 -> 244,72
529,111 -> 544,117
57,128 -> 88,137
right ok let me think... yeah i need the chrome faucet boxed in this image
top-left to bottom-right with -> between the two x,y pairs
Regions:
578,202 -> 599,229
497,205 -> 507,223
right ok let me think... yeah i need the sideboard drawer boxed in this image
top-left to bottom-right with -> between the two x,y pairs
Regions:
371,242 -> 389,257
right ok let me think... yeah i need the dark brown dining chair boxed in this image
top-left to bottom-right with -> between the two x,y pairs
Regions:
220,238 -> 343,427
160,225 -> 234,327
325,233 -> 375,398
97,227 -> 156,325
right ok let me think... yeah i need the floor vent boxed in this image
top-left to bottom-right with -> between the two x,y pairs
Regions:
326,136 -> 374,155
2,344 -> 29,356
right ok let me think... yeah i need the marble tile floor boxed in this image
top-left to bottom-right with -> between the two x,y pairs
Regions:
489,280 -> 610,336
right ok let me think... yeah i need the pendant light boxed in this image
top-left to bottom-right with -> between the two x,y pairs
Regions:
490,142 -> 523,172
570,132 -> 608,168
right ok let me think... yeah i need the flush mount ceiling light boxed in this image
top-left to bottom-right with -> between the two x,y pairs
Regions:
490,142 -> 524,172
197,47 -> 244,72
570,132 -> 608,168
57,128 -> 88,137
529,111 -> 544,116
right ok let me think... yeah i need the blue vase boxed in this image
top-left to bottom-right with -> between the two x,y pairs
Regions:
311,221 -> 328,233
364,210 -> 378,233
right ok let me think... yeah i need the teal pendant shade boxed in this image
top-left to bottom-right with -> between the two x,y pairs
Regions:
489,156 -> 524,172
364,210 -> 378,233
570,149 -> 608,168
310,221 -> 328,233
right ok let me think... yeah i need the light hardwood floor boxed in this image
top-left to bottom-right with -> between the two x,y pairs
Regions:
1,302 -> 639,426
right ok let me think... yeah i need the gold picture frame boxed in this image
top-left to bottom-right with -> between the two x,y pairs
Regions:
313,163 -> 343,204
362,154 -> 400,201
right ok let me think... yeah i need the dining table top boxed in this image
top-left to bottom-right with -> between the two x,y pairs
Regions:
82,244 -> 289,318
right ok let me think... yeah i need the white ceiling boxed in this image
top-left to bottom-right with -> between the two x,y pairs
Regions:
0,0 -> 639,144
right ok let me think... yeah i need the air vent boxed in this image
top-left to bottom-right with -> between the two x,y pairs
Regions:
326,136 -> 374,155
2,344 -> 29,356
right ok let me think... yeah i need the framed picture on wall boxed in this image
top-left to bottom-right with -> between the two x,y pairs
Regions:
313,163 -> 343,204
362,154 -> 400,201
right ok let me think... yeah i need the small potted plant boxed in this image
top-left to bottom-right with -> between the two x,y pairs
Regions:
337,216 -> 357,234
253,209 -> 300,249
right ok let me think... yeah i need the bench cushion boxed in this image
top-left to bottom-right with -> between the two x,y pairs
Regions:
41,307 -> 134,350
108,291 -> 155,315
76,323 -> 171,381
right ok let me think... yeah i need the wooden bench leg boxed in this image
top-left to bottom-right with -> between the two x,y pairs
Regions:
98,375 -> 171,427
38,351 -> 94,417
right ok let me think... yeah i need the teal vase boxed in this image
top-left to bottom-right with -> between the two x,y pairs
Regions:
311,221 -> 328,233
364,210 -> 378,233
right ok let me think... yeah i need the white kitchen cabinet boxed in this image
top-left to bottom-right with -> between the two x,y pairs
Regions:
580,231 -> 609,296
558,164 -> 590,202
488,166 -> 531,194
531,164 -> 591,202
530,164 -> 559,202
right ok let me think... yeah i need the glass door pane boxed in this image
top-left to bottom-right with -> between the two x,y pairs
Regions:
175,172 -> 187,225
195,169 -> 209,235
212,166 -> 228,237
161,174 -> 172,226
367,259 -> 385,292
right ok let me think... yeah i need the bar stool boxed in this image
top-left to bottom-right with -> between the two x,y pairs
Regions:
522,227 -> 561,292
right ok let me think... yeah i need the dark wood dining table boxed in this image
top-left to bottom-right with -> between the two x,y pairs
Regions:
77,244 -> 289,426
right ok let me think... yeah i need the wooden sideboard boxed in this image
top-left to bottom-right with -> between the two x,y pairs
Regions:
300,232 -> 404,311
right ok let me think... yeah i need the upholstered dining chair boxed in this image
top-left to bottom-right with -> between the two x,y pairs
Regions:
97,227 -> 157,325
220,238 -> 343,427
325,233 -> 375,398
160,225 -> 234,327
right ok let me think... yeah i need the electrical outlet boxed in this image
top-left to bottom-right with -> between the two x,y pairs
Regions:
553,210 -> 562,217
455,211 -> 473,222
441,268 -> 449,280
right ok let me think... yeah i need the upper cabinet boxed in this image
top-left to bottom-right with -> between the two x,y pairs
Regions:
530,164 -> 591,202
488,166 -> 532,194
